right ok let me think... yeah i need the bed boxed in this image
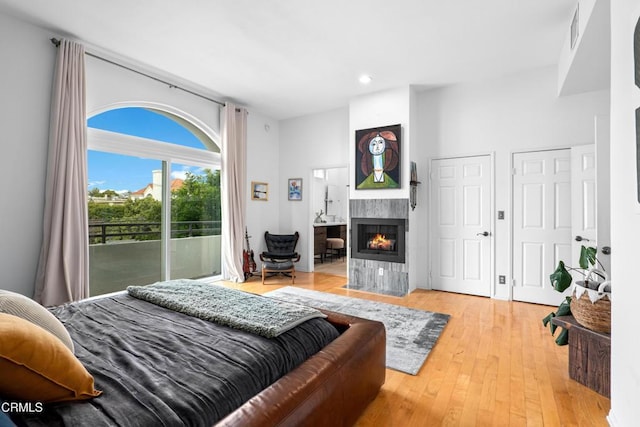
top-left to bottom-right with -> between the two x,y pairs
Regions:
6,284 -> 386,427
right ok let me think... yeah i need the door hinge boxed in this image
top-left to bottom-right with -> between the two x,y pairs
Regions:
512,168 -> 517,176
512,279 -> 516,287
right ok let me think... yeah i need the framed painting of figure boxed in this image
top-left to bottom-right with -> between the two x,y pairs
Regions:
355,124 -> 401,189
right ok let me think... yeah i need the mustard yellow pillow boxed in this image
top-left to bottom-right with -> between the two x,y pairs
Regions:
0,313 -> 101,403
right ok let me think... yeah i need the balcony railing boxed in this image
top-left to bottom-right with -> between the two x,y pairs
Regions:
88,221 -> 223,297
89,220 -> 221,244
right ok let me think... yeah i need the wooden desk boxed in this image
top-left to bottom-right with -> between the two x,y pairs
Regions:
325,223 -> 347,240
314,226 -> 327,262
551,315 -> 610,397
314,223 -> 346,262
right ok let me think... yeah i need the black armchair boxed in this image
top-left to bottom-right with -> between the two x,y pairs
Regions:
259,231 -> 300,284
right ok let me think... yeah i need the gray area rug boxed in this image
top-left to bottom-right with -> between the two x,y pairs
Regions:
264,287 -> 450,375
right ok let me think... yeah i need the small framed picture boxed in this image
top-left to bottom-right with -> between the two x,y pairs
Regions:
251,181 -> 268,201
288,178 -> 302,201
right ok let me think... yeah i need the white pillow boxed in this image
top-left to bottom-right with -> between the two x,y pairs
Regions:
0,289 -> 74,352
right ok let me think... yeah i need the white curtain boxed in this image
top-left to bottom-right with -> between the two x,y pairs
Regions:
34,39 -> 88,306
220,103 -> 247,282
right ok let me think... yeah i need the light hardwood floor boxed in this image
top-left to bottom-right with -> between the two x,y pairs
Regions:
313,257 -> 347,276
225,272 -> 611,427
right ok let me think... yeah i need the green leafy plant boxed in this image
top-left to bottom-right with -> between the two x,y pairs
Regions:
542,245 -> 605,345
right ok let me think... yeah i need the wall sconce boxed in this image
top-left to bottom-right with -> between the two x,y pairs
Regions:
410,161 -> 420,210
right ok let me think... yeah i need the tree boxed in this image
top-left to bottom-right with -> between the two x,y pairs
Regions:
123,196 -> 162,222
171,169 -> 221,236
87,169 -> 220,242
88,201 -> 125,221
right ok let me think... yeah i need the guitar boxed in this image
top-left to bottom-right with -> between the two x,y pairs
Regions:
242,227 -> 257,279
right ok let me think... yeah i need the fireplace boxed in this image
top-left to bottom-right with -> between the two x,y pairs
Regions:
351,217 -> 406,263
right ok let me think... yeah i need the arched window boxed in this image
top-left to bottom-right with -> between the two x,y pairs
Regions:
87,106 -> 221,296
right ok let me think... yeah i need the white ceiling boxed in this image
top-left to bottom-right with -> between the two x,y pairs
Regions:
0,0 -> 577,120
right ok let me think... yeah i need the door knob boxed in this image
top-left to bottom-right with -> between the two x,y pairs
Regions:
601,246 -> 611,255
477,231 -> 489,237
575,235 -> 590,242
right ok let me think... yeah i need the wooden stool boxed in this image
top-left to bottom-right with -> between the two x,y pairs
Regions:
326,238 -> 344,262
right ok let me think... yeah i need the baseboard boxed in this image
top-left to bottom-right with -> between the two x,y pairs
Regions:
606,408 -> 619,426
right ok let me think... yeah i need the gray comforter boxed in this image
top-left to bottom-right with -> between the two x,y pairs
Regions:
13,293 -> 339,427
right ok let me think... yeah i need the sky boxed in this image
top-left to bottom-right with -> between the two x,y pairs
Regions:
87,107 -> 206,194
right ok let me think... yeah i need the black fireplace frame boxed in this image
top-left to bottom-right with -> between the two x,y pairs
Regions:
351,217 -> 406,263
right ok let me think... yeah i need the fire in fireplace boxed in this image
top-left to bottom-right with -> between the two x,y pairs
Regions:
368,233 -> 395,251
351,217 -> 405,263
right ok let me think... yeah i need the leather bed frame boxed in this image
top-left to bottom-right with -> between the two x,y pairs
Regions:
217,310 -> 386,427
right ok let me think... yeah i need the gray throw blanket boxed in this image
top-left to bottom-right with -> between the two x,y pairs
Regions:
127,279 -> 325,338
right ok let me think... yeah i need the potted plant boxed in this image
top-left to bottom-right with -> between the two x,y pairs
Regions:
542,245 -> 611,345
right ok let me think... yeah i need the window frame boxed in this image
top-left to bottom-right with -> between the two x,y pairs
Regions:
88,128 -> 220,168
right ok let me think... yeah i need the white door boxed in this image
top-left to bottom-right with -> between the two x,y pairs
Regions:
595,115 -> 611,275
571,145 -> 597,269
512,149 -> 573,305
430,156 -> 492,296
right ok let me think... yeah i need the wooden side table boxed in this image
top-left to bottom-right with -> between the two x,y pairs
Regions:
551,315 -> 610,397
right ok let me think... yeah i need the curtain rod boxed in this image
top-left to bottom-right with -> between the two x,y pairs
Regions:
50,38 -> 226,108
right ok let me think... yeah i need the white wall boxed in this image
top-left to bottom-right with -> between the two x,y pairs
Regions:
278,107 -> 349,271
245,111 -> 281,258
558,0 -> 595,82
609,1 -> 640,425
416,65 -> 609,298
86,55 -> 220,140
0,13 -> 56,296
558,0 -> 596,94
409,87 -> 420,291
558,0 -> 610,97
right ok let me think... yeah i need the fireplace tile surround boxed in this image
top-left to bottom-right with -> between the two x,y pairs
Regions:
348,199 -> 409,297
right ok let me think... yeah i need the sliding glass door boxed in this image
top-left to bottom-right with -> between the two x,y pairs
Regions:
88,151 -> 163,295
169,163 -> 222,280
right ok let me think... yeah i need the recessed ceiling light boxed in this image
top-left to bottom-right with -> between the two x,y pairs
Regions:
359,75 -> 372,84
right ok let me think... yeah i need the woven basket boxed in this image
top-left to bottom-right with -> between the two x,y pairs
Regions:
571,283 -> 611,334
